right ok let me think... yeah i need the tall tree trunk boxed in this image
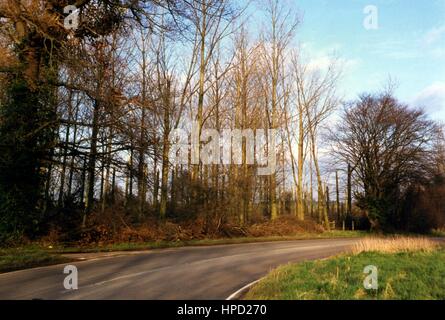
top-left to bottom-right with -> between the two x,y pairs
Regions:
310,154 -> 314,218
137,106 -> 146,216
59,91 -> 73,206
83,98 -> 100,227
310,134 -> 330,230
159,81 -> 171,219
67,105 -> 79,197
336,170 -> 341,224
270,77 -> 278,220
101,129 -> 113,213
347,163 -> 352,216
193,2 -> 207,182
296,104 -> 305,220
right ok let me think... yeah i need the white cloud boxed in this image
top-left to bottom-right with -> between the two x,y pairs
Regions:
412,82 -> 445,115
307,55 -> 332,72
301,42 -> 360,73
423,25 -> 445,45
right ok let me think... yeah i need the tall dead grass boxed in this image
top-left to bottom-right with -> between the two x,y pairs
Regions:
352,236 -> 439,254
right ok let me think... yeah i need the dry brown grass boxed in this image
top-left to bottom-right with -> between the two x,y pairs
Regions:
247,216 -> 324,237
352,236 -> 439,254
64,214 -> 325,246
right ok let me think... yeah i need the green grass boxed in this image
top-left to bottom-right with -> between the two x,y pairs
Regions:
54,230 -> 366,253
244,249 -> 445,300
0,246 -> 73,274
431,229 -> 445,237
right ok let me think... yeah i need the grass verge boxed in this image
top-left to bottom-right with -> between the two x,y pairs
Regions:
431,229 -> 445,237
0,247 -> 73,274
245,238 -> 445,300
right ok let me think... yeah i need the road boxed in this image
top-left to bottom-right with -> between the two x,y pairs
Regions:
0,238 -> 360,300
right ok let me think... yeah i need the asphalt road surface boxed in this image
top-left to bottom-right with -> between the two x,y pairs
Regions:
0,238 -> 360,300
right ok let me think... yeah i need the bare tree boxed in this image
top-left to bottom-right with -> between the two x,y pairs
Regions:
292,54 -> 340,228
260,0 -> 299,220
331,92 -> 436,230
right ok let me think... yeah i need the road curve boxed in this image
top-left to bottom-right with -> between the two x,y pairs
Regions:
0,238 -> 360,300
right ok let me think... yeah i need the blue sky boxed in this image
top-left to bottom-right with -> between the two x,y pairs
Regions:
249,0 -> 445,121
